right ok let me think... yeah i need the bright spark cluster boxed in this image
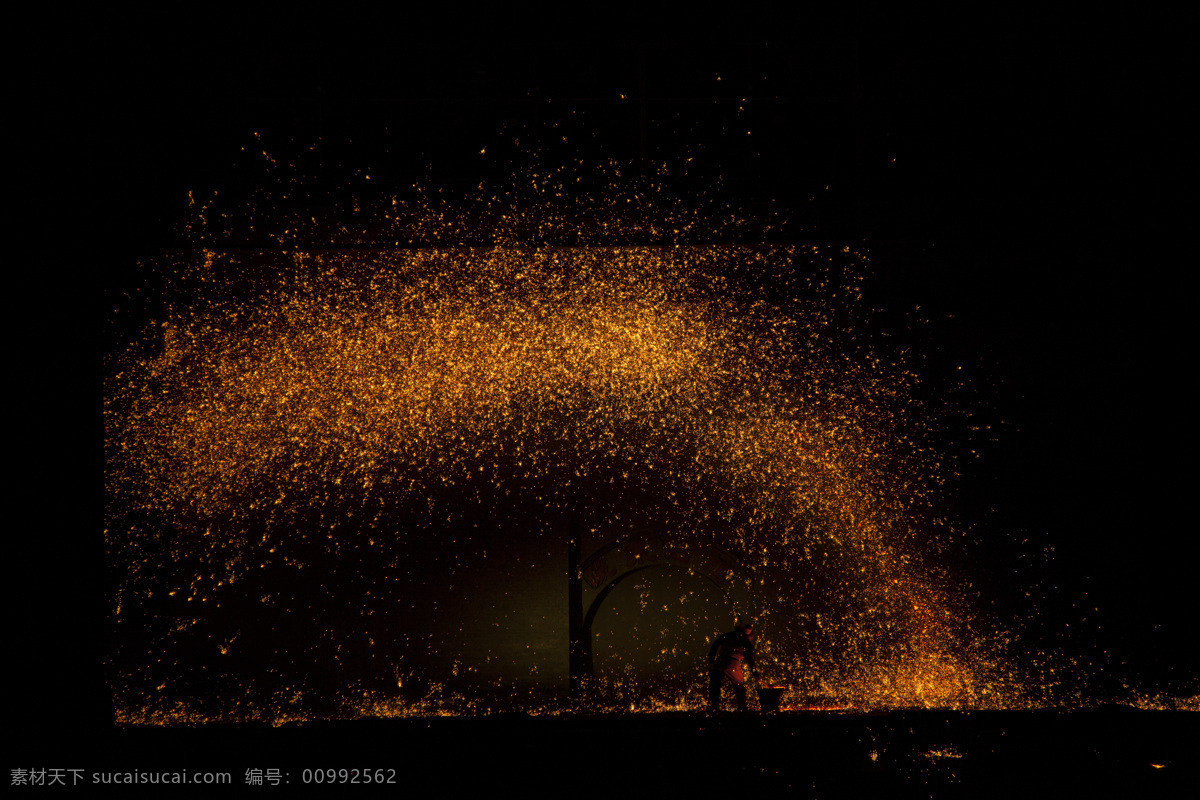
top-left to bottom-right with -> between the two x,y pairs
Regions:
106,241 -> 1025,723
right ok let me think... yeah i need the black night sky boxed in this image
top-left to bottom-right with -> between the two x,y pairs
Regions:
15,3 -> 1195,775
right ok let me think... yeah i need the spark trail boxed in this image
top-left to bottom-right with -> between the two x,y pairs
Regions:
106,240 -> 1022,723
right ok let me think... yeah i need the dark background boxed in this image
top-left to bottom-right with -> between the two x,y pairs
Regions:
16,6 -> 1193,739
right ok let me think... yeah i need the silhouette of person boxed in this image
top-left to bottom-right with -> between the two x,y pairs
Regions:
707,622 -> 756,711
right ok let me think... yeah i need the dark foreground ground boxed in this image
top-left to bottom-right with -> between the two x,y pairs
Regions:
13,709 -> 1197,798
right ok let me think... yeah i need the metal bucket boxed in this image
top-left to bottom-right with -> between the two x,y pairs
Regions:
756,686 -> 787,713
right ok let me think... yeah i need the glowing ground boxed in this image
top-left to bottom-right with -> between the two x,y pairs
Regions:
27,710 -> 1197,798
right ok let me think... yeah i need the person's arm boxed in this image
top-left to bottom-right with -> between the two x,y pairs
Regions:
708,634 -> 723,665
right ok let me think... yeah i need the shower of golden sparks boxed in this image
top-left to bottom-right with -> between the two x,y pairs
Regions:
105,242 -> 1022,724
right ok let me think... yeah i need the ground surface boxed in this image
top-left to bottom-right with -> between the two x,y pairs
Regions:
14,709 -> 1197,797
